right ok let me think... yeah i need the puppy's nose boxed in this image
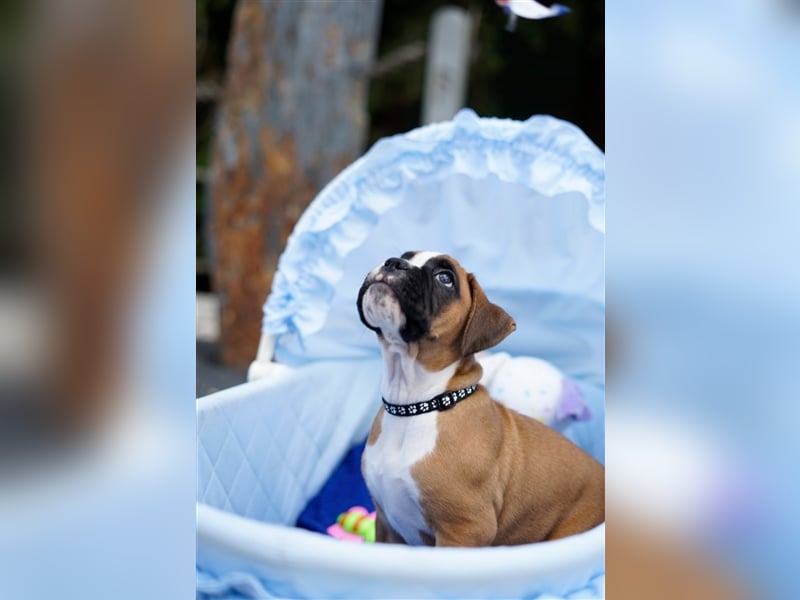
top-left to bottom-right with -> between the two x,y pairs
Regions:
384,257 -> 409,272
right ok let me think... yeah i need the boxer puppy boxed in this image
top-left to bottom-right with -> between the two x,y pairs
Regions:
358,251 -> 604,546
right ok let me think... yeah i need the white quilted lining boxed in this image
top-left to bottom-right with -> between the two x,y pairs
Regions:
197,360 -> 380,525
197,396 -> 324,524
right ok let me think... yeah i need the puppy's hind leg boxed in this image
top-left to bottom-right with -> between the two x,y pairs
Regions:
433,516 -> 498,548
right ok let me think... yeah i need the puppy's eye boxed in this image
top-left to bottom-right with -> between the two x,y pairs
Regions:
435,271 -> 454,287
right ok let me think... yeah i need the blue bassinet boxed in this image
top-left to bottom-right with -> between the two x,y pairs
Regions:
197,109 -> 605,599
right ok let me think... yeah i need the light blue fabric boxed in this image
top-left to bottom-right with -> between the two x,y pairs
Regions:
198,111 -> 605,599
264,109 -> 605,388
197,359 -> 605,599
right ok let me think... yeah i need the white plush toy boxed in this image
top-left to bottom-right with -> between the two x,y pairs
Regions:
477,351 -> 591,431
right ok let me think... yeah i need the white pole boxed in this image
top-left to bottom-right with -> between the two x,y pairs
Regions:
421,6 -> 472,125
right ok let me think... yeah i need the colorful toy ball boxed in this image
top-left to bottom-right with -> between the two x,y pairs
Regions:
327,506 -> 376,543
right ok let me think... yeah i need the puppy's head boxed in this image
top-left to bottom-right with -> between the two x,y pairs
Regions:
357,251 -> 515,363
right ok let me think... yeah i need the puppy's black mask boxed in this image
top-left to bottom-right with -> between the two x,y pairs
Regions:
357,252 -> 460,343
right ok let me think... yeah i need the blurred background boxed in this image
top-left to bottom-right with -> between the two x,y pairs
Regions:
195,0 -> 604,396
1,2 -> 195,599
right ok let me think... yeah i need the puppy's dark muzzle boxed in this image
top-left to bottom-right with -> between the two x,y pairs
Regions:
383,257 -> 410,273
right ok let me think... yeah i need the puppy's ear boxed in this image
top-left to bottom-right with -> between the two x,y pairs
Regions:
461,274 -> 516,356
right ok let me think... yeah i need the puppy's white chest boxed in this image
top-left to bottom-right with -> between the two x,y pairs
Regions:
363,412 -> 438,545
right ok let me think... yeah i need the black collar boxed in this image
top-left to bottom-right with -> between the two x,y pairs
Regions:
382,384 -> 478,417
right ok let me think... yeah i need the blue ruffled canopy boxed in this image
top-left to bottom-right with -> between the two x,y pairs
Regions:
263,109 -> 605,388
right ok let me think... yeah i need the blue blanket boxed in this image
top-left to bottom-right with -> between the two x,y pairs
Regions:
296,440 -> 374,534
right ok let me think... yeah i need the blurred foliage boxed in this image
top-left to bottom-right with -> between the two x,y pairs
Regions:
369,0 -> 604,148
196,0 -> 235,276
196,0 -> 234,167
0,1 -> 32,276
196,0 -> 604,276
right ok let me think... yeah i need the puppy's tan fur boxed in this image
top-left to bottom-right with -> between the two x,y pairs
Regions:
364,255 -> 604,546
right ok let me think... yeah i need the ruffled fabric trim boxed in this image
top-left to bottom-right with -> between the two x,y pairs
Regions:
263,109 -> 604,339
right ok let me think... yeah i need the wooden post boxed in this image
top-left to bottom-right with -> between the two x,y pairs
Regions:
209,0 -> 382,367
421,6 -> 472,125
